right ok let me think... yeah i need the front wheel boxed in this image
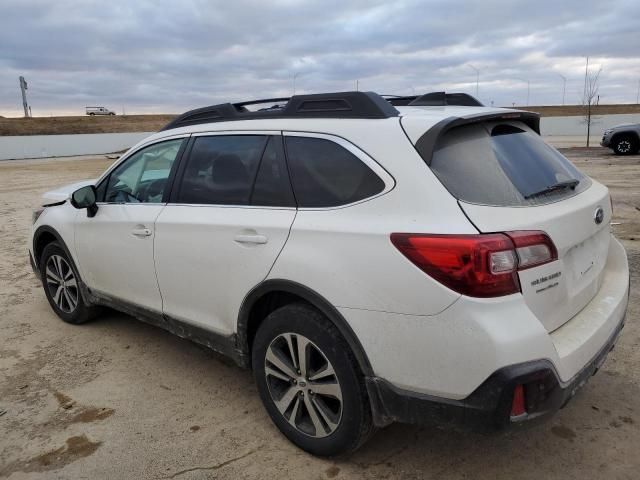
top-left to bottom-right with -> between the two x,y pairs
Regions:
40,242 -> 101,324
612,135 -> 639,155
252,303 -> 374,456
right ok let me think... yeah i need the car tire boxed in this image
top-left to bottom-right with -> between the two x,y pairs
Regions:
39,242 -> 101,325
252,303 -> 375,456
612,134 -> 639,155
88,112 -> 95,116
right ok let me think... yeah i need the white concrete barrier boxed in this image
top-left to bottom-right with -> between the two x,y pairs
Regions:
540,113 -> 640,136
1,112 -> 639,160
0,132 -> 153,160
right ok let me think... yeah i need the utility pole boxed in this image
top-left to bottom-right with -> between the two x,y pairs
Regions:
559,74 -> 567,105
293,72 -> 299,96
636,79 -> 639,104
515,78 -> 530,105
468,64 -> 479,97
19,76 -> 30,117
582,57 -> 589,102
355,79 -> 359,91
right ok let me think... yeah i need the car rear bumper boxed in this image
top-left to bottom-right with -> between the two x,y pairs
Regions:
366,308 -> 626,431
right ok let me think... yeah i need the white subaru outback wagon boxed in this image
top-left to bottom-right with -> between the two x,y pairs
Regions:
30,91 -> 629,456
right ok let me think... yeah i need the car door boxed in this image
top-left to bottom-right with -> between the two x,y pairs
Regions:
154,132 -> 296,335
75,137 -> 187,312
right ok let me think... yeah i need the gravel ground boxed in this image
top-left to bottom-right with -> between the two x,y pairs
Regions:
0,148 -> 638,480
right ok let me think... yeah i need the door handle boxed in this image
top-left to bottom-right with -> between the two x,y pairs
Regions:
234,234 -> 268,244
131,227 -> 152,237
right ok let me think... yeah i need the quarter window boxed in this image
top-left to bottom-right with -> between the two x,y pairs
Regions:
103,138 -> 184,203
284,136 -> 385,207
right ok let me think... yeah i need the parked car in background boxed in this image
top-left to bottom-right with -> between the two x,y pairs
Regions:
601,123 -> 640,155
31,91 -> 629,456
85,106 -> 116,116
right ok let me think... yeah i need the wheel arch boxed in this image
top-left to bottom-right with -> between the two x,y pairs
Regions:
237,279 -> 374,376
33,225 -> 70,268
33,224 -> 94,305
611,130 -> 640,144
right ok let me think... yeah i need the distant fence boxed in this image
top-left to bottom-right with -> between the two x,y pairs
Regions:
0,132 -> 153,160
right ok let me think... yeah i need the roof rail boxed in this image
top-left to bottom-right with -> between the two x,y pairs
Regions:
161,91 -> 399,131
386,92 -> 484,107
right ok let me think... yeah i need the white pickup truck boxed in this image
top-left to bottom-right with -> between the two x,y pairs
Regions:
85,106 -> 116,116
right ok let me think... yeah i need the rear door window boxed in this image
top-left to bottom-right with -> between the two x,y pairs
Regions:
176,135 -> 266,205
284,136 -> 385,207
428,122 -> 590,206
250,137 -> 296,207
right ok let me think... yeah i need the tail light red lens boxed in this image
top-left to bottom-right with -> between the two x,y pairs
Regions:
390,231 -> 557,298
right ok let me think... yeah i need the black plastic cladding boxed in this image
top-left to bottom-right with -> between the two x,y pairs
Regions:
161,91 -> 400,131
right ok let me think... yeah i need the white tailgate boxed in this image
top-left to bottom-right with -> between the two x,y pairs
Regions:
460,181 -> 611,332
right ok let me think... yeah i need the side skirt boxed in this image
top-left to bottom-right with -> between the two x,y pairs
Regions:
85,288 -> 247,367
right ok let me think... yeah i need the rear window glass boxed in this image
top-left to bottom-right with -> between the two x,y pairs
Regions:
429,122 -> 590,206
285,136 -> 385,208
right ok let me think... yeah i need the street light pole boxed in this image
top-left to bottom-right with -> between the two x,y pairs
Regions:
468,64 -> 479,97
559,74 -> 567,105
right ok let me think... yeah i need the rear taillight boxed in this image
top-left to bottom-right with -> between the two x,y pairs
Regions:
506,231 -> 557,270
390,231 -> 557,298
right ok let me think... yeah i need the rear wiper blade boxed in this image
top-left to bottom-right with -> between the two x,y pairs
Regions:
524,179 -> 580,200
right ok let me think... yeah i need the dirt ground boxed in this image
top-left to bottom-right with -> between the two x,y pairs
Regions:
0,148 -> 638,479
0,115 -> 175,136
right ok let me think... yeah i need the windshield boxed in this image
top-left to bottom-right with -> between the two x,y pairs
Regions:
429,121 -> 590,206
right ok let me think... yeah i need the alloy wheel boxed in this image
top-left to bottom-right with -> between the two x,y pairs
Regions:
264,332 -> 343,438
45,255 -> 78,313
617,140 -> 631,153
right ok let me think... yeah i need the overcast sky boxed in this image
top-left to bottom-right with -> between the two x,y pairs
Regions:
1,0 -> 639,116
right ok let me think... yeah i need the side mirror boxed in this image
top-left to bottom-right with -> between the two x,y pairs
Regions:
71,185 -> 98,217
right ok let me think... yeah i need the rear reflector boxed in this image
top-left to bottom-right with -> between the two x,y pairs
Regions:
390,231 -> 557,298
510,384 -> 527,418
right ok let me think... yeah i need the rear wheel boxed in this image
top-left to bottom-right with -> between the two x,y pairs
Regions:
612,134 -> 639,155
40,242 -> 100,324
252,303 -> 374,456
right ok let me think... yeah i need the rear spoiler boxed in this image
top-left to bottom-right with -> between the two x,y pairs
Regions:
414,111 -> 541,166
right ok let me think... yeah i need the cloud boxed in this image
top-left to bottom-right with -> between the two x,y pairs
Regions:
1,0 -> 639,116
